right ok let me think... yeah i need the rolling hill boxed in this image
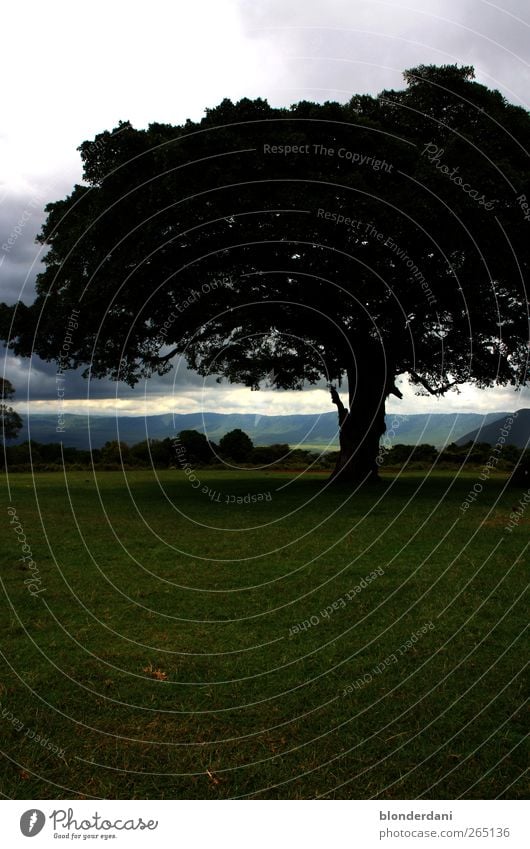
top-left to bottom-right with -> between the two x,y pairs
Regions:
455,409 -> 530,449
8,410 -> 518,450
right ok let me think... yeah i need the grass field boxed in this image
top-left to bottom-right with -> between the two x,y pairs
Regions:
0,468 -> 527,799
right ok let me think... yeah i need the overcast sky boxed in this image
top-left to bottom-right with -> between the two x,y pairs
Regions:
1,0 -> 529,418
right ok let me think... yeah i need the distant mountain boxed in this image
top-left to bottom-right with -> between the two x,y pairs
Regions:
9,410 -> 517,450
455,409 -> 530,449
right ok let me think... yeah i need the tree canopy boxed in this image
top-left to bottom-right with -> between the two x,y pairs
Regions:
2,64 -> 529,480
0,378 -> 23,442
219,428 -> 254,462
177,429 -> 216,465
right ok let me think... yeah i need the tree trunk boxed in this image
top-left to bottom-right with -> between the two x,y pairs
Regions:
329,342 -> 402,484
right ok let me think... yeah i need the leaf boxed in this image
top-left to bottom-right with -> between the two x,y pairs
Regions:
142,664 -> 168,681
206,768 -> 223,786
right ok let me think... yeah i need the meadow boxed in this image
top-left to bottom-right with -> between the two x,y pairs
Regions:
0,468 -> 527,799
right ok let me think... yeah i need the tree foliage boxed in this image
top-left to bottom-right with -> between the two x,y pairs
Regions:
176,429 -> 215,464
1,65 -> 529,478
219,428 -> 253,462
1,378 -> 23,441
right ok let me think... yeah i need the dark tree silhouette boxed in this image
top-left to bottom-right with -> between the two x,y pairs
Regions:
1,65 -> 529,482
130,437 -> 173,467
1,379 -> 23,441
177,429 -> 215,464
101,440 -> 130,464
219,429 -> 253,463
509,458 -> 530,488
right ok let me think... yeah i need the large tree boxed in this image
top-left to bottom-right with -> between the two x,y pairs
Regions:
1,65 -> 529,481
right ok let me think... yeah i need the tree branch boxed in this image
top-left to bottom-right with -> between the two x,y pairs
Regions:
329,384 -> 348,426
146,346 -> 180,365
388,383 -> 403,399
409,370 -> 458,396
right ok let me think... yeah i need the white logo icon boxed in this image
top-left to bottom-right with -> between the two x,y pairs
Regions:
20,809 -> 46,837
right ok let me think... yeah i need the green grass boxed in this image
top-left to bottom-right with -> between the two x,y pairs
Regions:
0,469 -> 527,799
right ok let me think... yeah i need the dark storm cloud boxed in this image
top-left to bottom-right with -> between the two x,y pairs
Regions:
3,351 -> 222,404
0,190 -> 48,306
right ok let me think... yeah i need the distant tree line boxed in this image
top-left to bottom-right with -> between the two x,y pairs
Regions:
2,428 -> 306,471
2,428 -> 528,474
379,441 -> 526,468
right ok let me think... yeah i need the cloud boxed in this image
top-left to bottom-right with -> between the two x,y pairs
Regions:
0,189 -> 49,305
447,0 -> 530,104
0,1 -> 288,195
6,348 -> 529,417
1,351 -> 223,404
238,0 -> 530,106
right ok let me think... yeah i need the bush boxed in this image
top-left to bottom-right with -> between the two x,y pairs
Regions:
251,443 -> 290,464
101,441 -> 131,464
219,429 -> 253,462
131,438 -> 173,468
509,457 -> 530,487
175,430 -> 216,465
